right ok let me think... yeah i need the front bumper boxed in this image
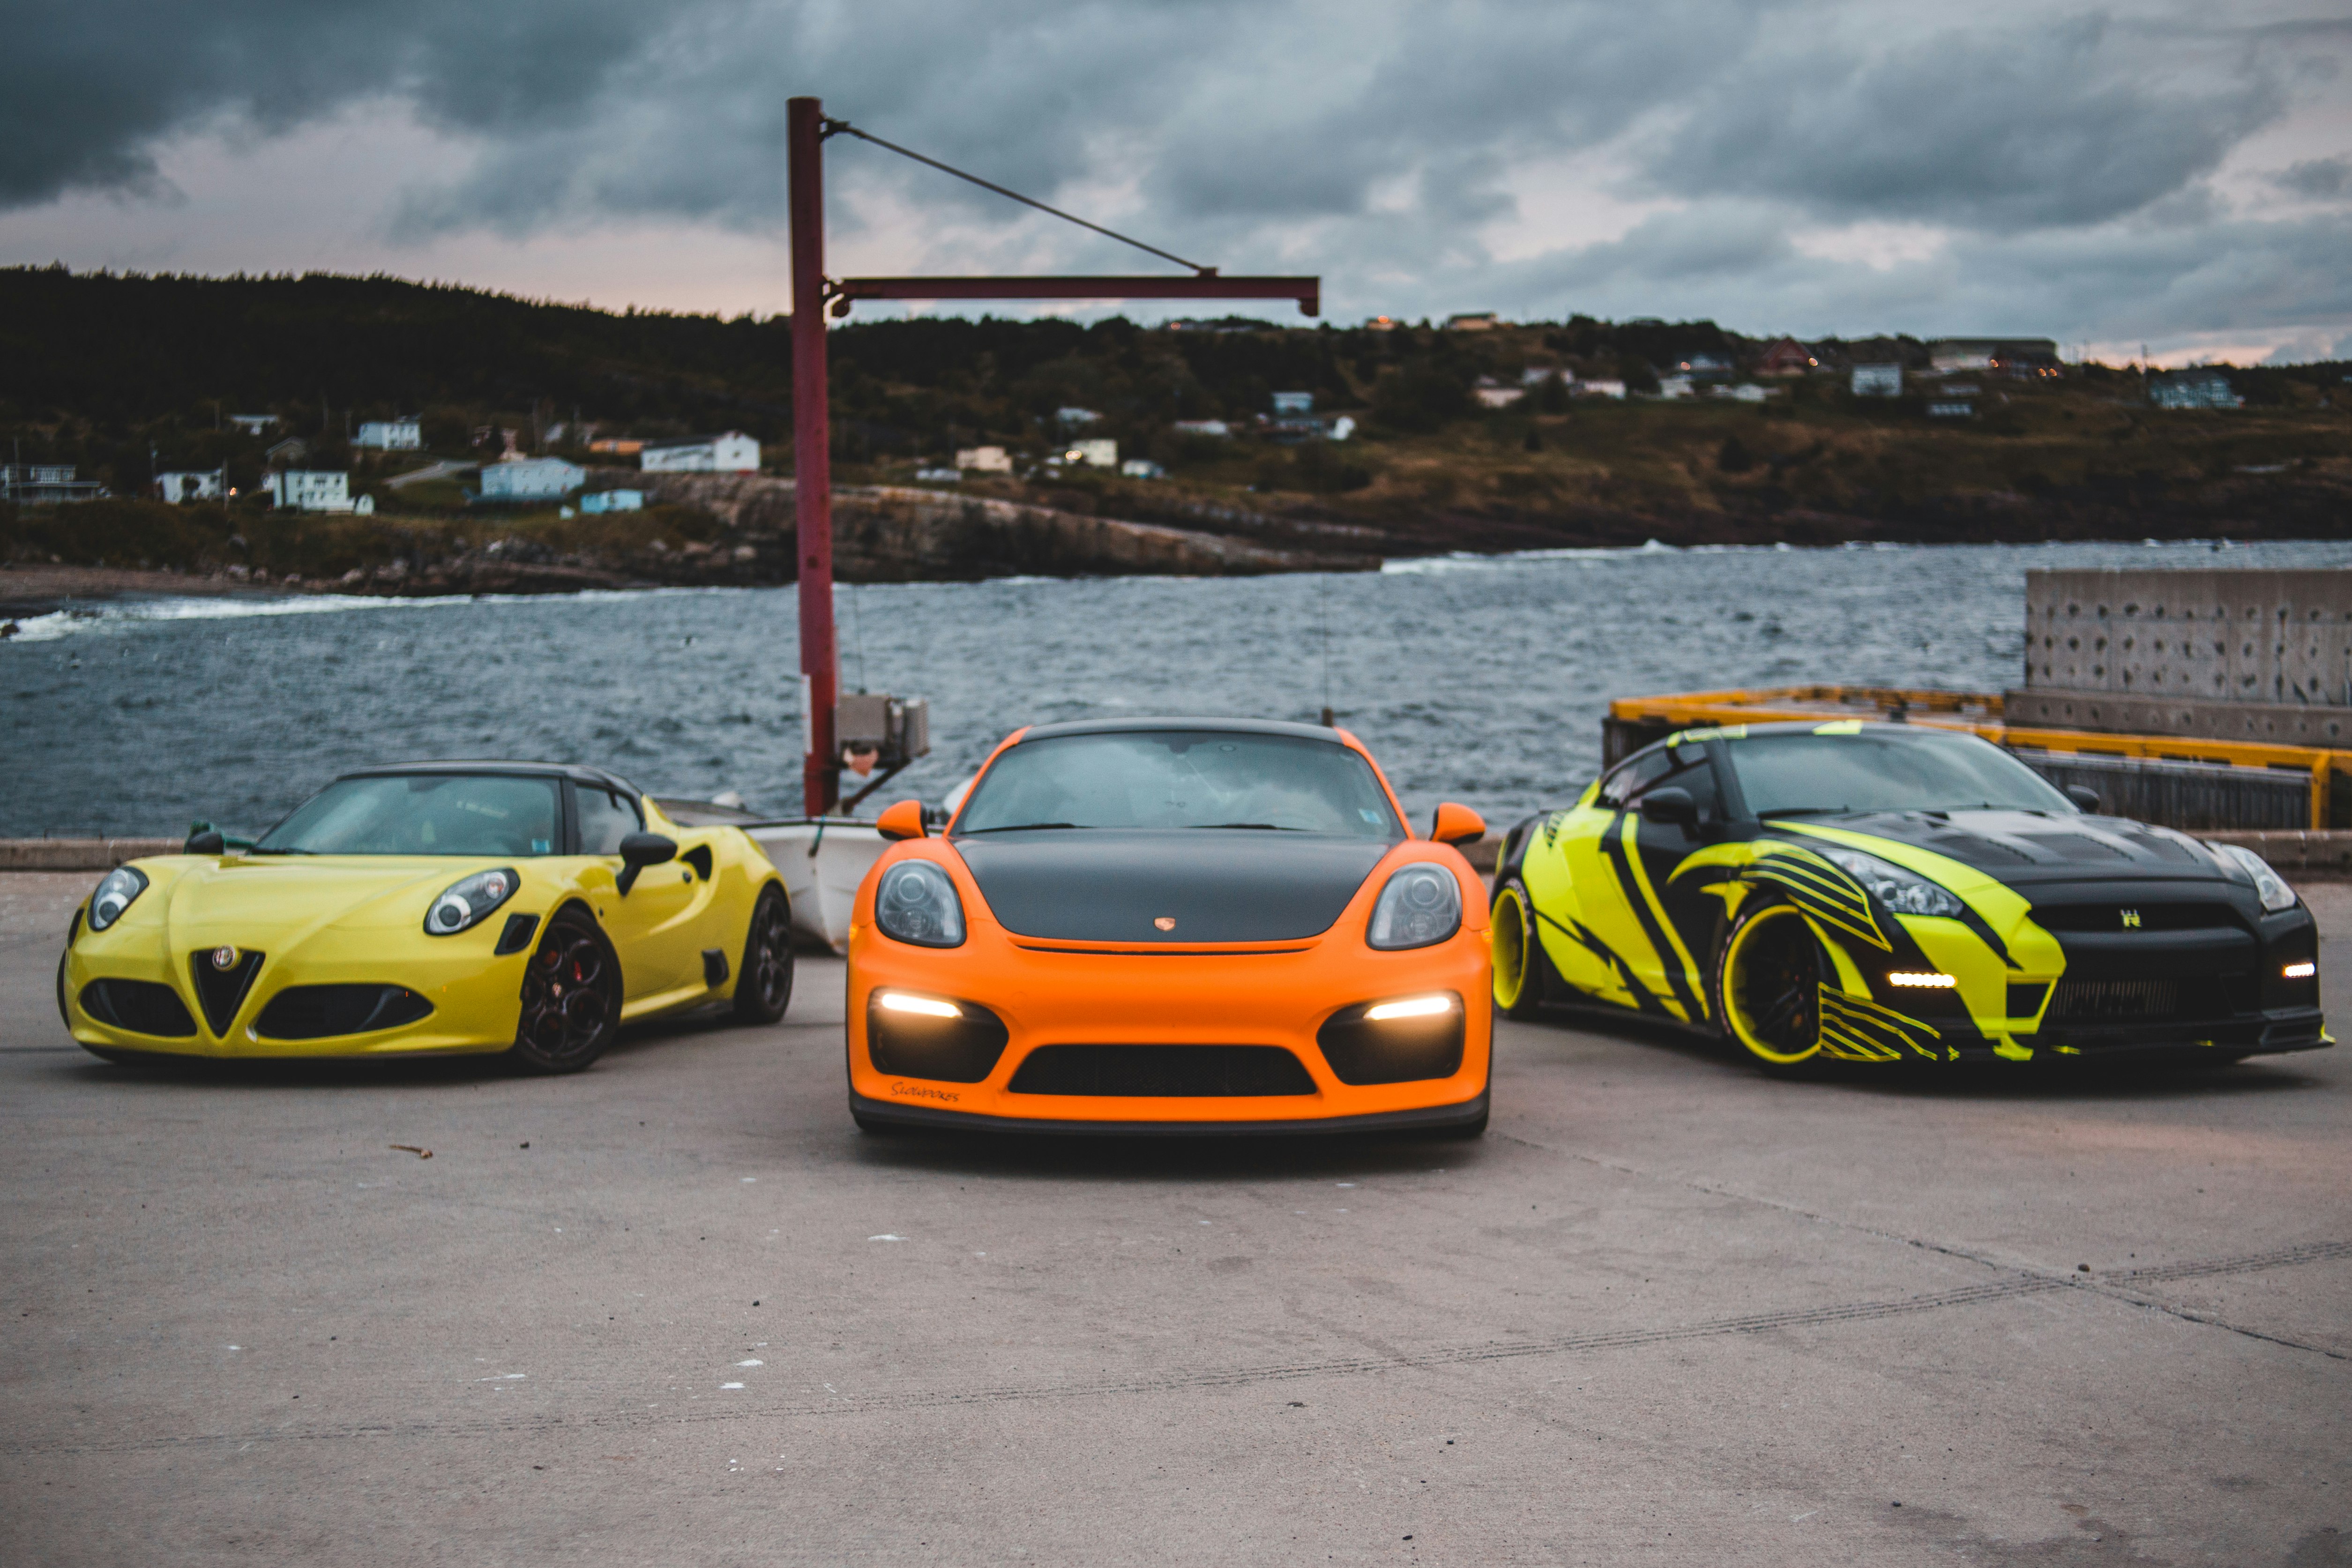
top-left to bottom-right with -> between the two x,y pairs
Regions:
846,923 -> 1492,1127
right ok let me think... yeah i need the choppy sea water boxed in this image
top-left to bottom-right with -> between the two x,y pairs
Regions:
6,539 -> 2350,840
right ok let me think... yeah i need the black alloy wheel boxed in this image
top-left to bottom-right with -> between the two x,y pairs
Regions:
1713,898 -> 1826,1073
731,885 -> 795,1024
509,909 -> 622,1074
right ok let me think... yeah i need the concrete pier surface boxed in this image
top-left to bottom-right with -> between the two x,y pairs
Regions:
3,871 -> 2346,1566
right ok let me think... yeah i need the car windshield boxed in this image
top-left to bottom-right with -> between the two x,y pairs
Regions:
954,731 -> 1403,839
255,775 -> 563,856
1720,731 -> 2074,817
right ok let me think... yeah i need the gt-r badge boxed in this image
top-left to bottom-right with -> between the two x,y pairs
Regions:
1154,917 -> 1177,931
2121,909 -> 2142,928
209,945 -> 238,969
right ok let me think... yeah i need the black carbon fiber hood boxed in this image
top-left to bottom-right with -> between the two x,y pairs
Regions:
1808,809 -> 2243,889
951,829 -> 1392,943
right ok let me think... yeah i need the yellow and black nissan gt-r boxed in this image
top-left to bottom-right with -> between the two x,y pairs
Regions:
58,762 -> 794,1073
1490,721 -> 2328,1070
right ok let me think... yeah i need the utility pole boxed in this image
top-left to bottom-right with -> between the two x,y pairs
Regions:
788,97 -> 840,819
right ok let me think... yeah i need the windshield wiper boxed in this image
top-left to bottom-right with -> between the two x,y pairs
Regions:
1756,806 -> 1855,819
961,822 -> 1086,833
246,846 -> 317,854
1193,822 -> 1299,830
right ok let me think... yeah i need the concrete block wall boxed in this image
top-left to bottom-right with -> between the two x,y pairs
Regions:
2021,568 -> 2352,709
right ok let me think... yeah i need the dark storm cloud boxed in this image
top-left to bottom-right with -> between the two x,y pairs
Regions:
2275,155 -> 2351,198
1649,15 -> 2284,229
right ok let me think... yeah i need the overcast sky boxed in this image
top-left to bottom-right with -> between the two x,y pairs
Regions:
5,0 -> 2350,364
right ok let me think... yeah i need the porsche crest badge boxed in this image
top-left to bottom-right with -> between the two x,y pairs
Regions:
1154,917 -> 1177,932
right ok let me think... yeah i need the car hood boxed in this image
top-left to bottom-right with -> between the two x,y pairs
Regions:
151,855 -> 514,949
950,829 -> 1393,943
1780,810 -> 2236,889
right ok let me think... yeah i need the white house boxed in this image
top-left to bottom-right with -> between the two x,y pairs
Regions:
1272,391 -> 1314,414
955,446 -> 1014,473
1065,439 -> 1118,469
1709,383 -> 1770,403
356,418 -> 423,451
638,432 -> 760,473
1120,458 -> 1166,479
156,470 -> 224,504
228,415 -> 275,435
580,489 -> 644,514
1171,419 -> 1232,438
2151,369 -> 2243,410
1851,363 -> 1904,397
1573,379 -> 1628,400
266,470 -> 358,513
1474,380 -> 1525,409
1655,375 -> 1695,399
1056,407 -> 1102,429
479,458 -> 586,500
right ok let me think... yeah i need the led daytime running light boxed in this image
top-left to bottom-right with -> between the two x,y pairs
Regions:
1887,971 -> 1957,988
1365,995 -> 1454,1021
2283,961 -> 2316,979
877,992 -> 961,1018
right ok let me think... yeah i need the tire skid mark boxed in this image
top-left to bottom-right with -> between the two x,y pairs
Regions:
7,1240 -> 2339,1457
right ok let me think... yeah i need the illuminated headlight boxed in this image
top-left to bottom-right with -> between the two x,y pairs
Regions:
1887,971 -> 1957,988
423,867 -> 519,936
2209,843 -> 2298,913
877,991 -> 961,1018
2283,961 -> 2317,980
875,860 -> 966,948
86,866 -> 149,932
1812,845 -> 1965,918
1365,994 -> 1456,1021
1366,864 -> 1462,950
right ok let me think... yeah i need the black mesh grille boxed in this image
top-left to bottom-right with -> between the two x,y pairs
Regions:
2032,903 -> 2241,933
79,979 -> 197,1038
1008,1045 -> 1315,1098
2049,975 -> 2253,1022
255,985 -> 434,1040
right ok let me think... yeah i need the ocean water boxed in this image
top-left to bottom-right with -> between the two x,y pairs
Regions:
6,539 -> 2349,841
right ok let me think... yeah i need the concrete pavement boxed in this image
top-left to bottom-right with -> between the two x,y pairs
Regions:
3,871 -> 2346,1566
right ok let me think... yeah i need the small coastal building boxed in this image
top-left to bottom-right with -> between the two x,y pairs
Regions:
589,438 -> 644,455
1851,363 -> 1904,397
1120,458 -> 1166,479
1756,338 -> 1818,376
955,445 -> 1014,472
0,464 -> 107,504
580,489 -> 644,513
1271,391 -> 1315,415
1572,379 -> 1628,400
1473,379 -> 1526,409
1710,383 -> 1770,403
1673,352 -> 1734,381
266,436 -> 310,465
1056,407 -> 1103,429
478,457 -> 586,500
1926,400 -> 1976,418
1929,337 -> 2058,374
356,418 -> 423,450
156,469 -> 224,504
1362,316 -> 1398,331
1064,439 -> 1118,469
2150,368 -> 2243,410
638,432 -> 760,473
265,470 -> 358,512
228,414 -> 276,435
1654,374 -> 1695,399
1521,366 -> 1563,385
1171,419 -> 1232,438
1444,312 -> 1501,331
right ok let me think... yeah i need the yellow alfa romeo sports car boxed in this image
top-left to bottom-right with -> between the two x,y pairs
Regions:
1491,721 -> 2327,1070
58,762 -> 794,1072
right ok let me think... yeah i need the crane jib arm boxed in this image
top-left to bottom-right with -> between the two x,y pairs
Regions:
831,276 -> 1320,316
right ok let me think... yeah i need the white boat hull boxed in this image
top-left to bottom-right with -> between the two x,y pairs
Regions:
745,820 -> 888,955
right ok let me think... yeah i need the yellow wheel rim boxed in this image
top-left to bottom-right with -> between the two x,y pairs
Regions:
1722,904 -> 1824,1065
1492,886 -> 1530,1012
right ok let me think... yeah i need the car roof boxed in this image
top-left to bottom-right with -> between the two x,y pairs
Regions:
1663,719 -> 1971,747
1018,717 -> 1344,743
334,761 -> 643,795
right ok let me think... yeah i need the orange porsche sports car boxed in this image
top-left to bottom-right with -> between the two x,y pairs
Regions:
845,718 -> 1492,1136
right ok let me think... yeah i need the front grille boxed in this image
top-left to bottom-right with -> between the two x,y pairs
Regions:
2049,974 -> 2254,1023
255,985 -> 434,1040
189,949 -> 264,1036
2032,903 -> 2240,933
1008,1045 -> 1316,1098
79,979 -> 197,1038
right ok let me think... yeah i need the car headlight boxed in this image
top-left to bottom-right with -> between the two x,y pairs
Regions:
2209,843 -> 2297,913
86,866 -> 149,932
1811,845 -> 1965,918
1367,863 -> 1462,950
875,860 -> 966,948
423,868 -> 520,936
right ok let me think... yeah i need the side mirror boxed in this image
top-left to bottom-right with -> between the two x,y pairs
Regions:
2064,784 -> 2101,813
1429,802 -> 1486,845
615,831 -> 677,895
876,799 -> 927,842
1639,786 -> 1698,828
184,829 -> 227,855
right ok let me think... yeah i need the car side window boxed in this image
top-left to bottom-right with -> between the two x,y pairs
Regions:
1630,744 -> 1720,820
577,787 -> 642,855
1598,750 -> 1673,808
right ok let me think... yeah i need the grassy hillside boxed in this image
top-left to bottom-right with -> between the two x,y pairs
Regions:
4,266 -> 2348,566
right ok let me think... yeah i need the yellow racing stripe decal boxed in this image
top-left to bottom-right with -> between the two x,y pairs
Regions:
1819,988 -> 1951,1063
1673,839 -> 1889,953
1617,814 -> 1707,1021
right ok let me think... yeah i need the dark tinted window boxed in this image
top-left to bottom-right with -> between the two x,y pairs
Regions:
577,786 -> 643,855
256,775 -> 561,856
956,731 -> 1401,839
1721,731 -> 2074,816
1598,749 -> 1673,807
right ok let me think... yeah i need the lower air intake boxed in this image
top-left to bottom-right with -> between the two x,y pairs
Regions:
1008,1045 -> 1316,1098
2048,975 -> 2252,1022
255,985 -> 434,1040
79,979 -> 198,1038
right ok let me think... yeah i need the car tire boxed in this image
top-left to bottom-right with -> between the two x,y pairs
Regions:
508,908 -> 622,1074
1490,878 -> 1558,1021
1711,896 -> 1828,1075
731,884 -> 794,1025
